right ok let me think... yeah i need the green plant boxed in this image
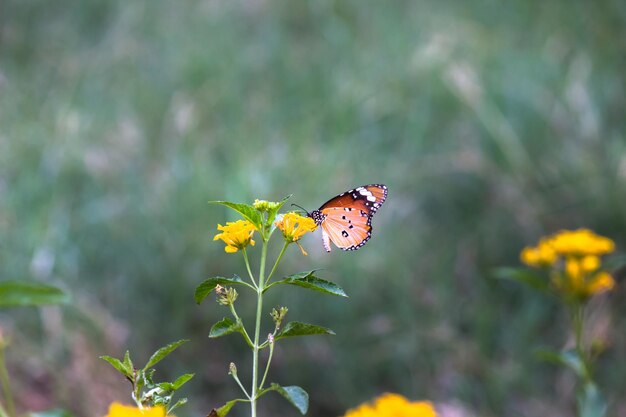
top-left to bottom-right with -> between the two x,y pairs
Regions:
497,229 -> 619,417
198,198 -> 347,417
101,340 -> 194,415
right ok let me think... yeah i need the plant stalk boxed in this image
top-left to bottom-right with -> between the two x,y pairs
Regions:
251,239 -> 268,417
265,241 -> 289,287
570,302 -> 592,384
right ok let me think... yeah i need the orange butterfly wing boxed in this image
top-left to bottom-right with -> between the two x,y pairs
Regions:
320,207 -> 372,251
311,184 -> 388,252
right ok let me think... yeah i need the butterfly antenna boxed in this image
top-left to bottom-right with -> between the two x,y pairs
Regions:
291,204 -> 310,216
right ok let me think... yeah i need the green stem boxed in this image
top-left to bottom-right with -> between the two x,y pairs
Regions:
264,241 -> 289,288
251,240 -> 268,417
242,248 -> 258,290
570,302 -> 592,384
0,347 -> 15,417
229,304 -> 254,348
231,370 -> 251,400
258,338 -> 275,391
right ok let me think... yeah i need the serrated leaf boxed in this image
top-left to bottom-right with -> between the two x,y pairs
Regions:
144,339 -> 189,370
195,276 -> 246,304
0,281 -> 69,307
100,355 -> 133,379
578,382 -> 607,417
209,201 -> 262,230
172,373 -> 194,390
209,317 -> 242,338
275,321 -> 335,340
270,383 -> 309,415
492,267 -> 550,292
266,271 -> 347,297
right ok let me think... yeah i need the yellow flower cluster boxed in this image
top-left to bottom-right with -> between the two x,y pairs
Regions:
521,229 -> 616,299
104,403 -> 167,417
275,212 -> 317,242
343,393 -> 438,417
275,212 -> 317,255
520,239 -> 557,267
213,220 -> 257,253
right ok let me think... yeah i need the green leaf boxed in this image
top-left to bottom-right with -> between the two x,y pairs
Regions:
210,398 -> 249,417
492,267 -> 550,292
144,339 -> 189,370
209,317 -> 242,338
275,321 -> 335,340
535,348 -> 587,378
100,355 -> 133,379
122,350 -> 134,373
195,276 -> 247,304
266,271 -> 348,297
172,373 -> 194,390
209,201 -> 262,230
0,280 -> 69,307
168,398 -> 188,414
269,383 -> 309,415
157,381 -> 175,391
578,382 -> 607,417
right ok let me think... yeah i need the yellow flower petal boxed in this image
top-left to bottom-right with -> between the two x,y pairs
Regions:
586,272 -> 615,296
520,242 -> 557,267
213,220 -> 257,253
275,212 -> 317,244
104,403 -> 167,417
343,393 -> 437,417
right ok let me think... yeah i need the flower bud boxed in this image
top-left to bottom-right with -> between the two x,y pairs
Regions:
228,362 -> 237,376
270,306 -> 288,327
217,287 -> 238,306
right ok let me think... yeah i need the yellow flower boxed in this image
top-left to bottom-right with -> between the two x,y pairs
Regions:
213,220 -> 257,253
104,403 -> 167,417
275,212 -> 317,242
275,212 -> 317,255
552,256 -> 615,299
547,229 -> 615,257
521,229 -> 617,300
586,272 -> 615,295
343,393 -> 437,417
520,239 -> 557,267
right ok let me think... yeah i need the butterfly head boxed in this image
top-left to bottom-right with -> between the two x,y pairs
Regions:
309,209 -> 326,226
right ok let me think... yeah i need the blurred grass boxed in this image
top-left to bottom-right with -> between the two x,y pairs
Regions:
1,0 -> 626,416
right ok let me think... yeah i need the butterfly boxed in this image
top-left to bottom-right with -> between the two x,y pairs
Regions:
296,184 -> 388,252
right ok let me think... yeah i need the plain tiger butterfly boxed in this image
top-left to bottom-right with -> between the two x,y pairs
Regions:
295,184 -> 388,252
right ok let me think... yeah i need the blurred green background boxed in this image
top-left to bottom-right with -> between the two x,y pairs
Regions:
2,0 -> 626,416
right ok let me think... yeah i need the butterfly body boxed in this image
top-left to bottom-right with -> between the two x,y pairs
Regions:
308,184 -> 388,252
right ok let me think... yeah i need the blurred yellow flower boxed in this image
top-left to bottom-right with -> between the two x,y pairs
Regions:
547,228 -> 614,257
522,229 -> 616,300
213,220 -> 257,253
343,393 -> 437,417
104,403 -> 167,417
520,239 -> 557,267
275,212 -> 317,255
